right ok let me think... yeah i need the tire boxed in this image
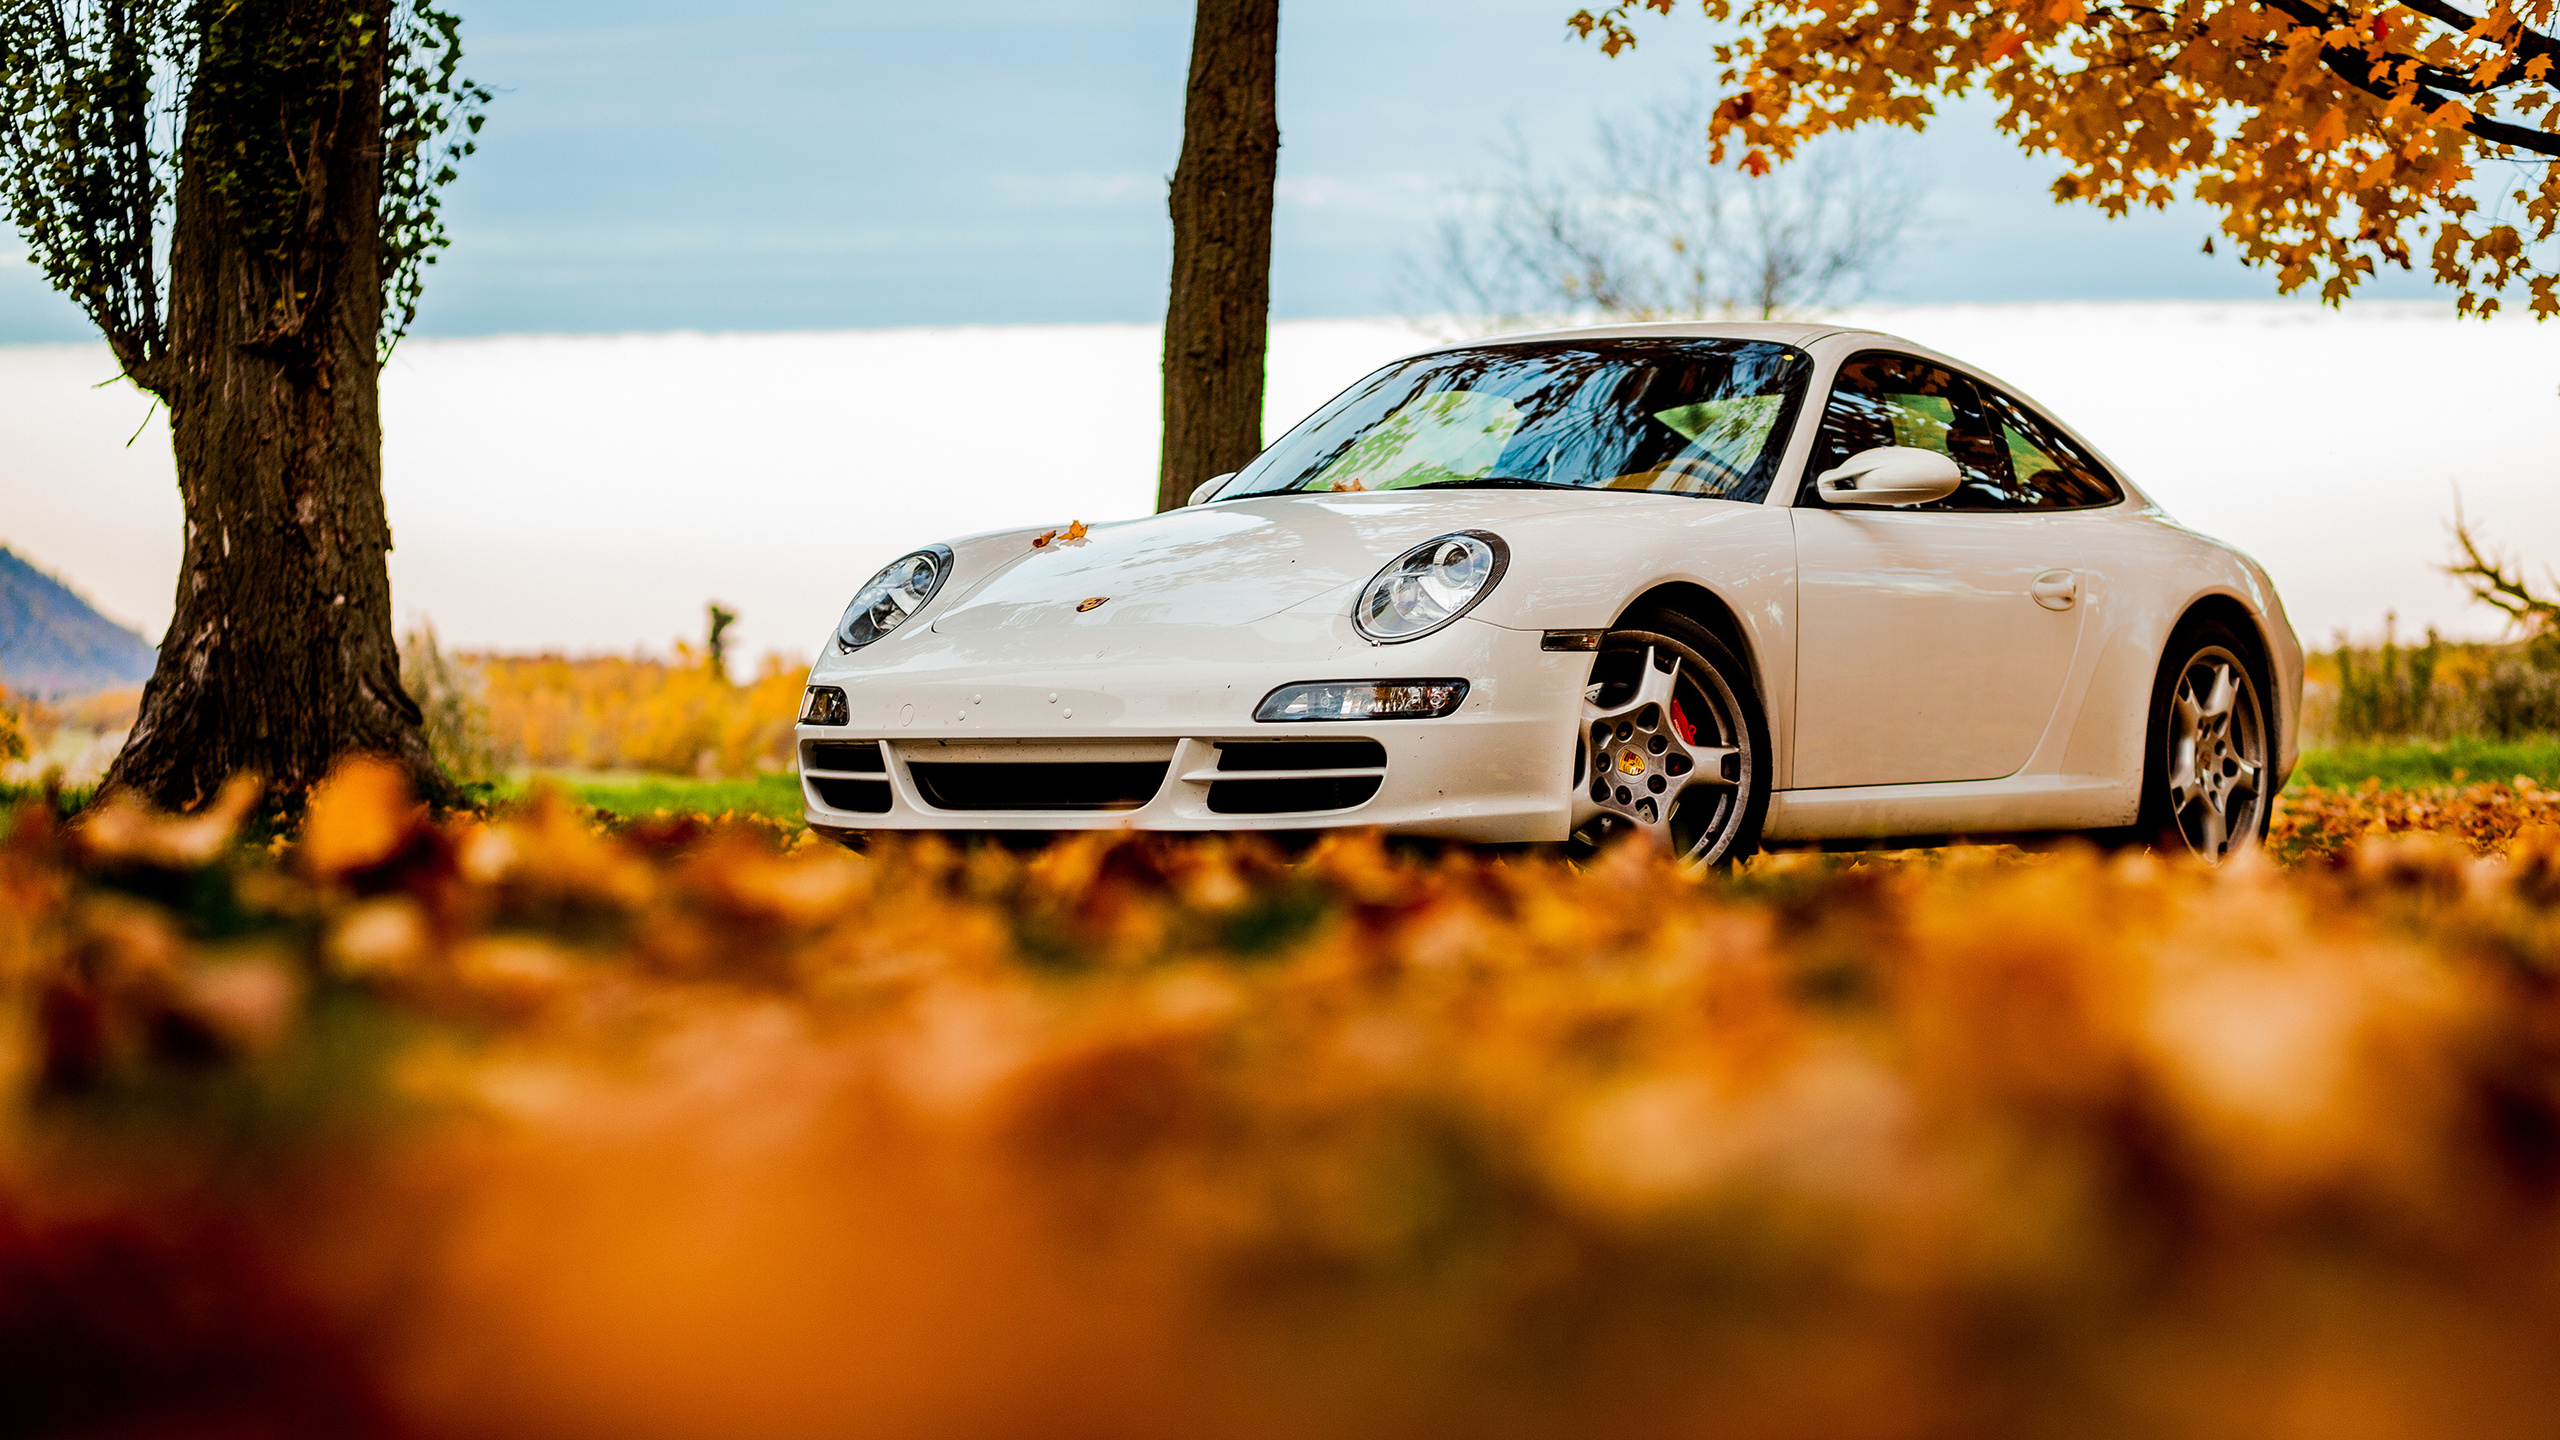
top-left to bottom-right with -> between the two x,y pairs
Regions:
2130,615 -> 2274,860
1570,612 -> 1773,866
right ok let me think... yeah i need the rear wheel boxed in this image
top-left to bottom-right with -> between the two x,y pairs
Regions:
1571,616 -> 1770,865
2134,617 -> 2272,860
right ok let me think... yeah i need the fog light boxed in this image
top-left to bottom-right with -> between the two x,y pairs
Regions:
1254,679 -> 1468,722
801,685 -> 849,726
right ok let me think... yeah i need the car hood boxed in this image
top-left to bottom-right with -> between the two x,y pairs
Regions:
929,489 -> 1642,637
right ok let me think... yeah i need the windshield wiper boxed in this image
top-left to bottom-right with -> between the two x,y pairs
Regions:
1399,476 -> 1587,491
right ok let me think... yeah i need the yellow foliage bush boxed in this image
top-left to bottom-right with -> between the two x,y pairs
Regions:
10,760 -> 2560,1437
474,645 -> 804,777
0,681 -> 143,774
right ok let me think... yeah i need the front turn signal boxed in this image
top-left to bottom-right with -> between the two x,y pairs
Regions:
1254,680 -> 1469,722
801,685 -> 849,726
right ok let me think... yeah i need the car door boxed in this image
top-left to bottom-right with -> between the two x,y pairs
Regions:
1789,352 -> 2088,788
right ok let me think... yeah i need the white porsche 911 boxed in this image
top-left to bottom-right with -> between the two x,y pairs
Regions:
797,322 -> 2301,863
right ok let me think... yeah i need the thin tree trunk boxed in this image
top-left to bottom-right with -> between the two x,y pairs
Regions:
1157,0 -> 1279,513
105,1 -> 447,812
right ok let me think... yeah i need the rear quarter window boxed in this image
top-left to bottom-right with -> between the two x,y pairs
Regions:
1980,387 -> 2124,510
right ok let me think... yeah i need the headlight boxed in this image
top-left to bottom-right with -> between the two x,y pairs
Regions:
836,545 -> 953,651
1353,531 -> 1508,643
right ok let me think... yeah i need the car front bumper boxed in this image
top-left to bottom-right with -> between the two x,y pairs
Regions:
795,614 -> 1590,839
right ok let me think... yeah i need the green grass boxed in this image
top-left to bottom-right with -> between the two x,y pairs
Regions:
0,780 -> 91,825
2291,738 -> 2560,791
13,745 -> 2555,833
0,773 -> 806,831
514,771 -> 805,821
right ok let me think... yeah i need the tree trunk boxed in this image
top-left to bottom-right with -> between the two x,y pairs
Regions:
104,1 -> 447,812
1157,0 -> 1279,513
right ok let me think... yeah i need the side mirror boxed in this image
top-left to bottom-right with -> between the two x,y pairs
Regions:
1815,446 -> 1961,507
1189,472 -> 1237,506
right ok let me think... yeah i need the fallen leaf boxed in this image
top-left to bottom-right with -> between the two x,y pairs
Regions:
77,772 -> 264,868
303,756 -> 421,881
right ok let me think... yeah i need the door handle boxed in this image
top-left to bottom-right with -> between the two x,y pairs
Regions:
2031,569 -> 2079,611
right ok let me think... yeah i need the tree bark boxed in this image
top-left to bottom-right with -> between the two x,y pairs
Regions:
1157,0 -> 1279,513
104,0 -> 447,812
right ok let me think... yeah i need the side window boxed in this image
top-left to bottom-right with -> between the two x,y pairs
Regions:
1978,387 -> 2124,510
1801,352 -> 2013,511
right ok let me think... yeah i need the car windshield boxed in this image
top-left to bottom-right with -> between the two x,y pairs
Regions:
1222,338 -> 1811,503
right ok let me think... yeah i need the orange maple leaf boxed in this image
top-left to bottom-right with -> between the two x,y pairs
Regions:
1567,0 -> 2560,318
1063,519 -> 1091,543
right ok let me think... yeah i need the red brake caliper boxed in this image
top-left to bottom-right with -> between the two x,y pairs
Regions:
1669,698 -> 1698,745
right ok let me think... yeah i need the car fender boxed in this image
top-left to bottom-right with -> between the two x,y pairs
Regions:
2060,516 -> 2303,797
1453,500 -> 1801,788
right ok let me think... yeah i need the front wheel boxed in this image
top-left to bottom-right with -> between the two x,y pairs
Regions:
1570,617 -> 1771,866
2134,618 -> 2273,860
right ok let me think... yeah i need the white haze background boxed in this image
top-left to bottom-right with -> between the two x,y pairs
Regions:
2,302 -> 2554,664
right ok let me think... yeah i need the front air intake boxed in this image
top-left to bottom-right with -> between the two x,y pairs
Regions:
806,776 -> 891,813
802,740 -> 891,813
1206,740 -> 1386,815
802,740 -> 886,773
1214,740 -> 1388,772
908,761 -> 1169,812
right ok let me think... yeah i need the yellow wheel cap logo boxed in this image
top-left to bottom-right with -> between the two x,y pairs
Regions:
1617,750 -> 1646,776
1076,596 -> 1109,612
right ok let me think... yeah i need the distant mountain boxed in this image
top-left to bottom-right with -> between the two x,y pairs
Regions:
0,547 -> 157,698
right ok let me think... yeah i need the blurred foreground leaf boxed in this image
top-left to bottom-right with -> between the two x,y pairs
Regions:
5,759 -> 2560,1438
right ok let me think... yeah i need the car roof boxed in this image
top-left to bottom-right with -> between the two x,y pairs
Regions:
1410,318 -> 1902,352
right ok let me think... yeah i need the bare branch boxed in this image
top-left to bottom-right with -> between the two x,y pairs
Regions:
1408,92 -> 1926,333
2447,509 -> 2560,632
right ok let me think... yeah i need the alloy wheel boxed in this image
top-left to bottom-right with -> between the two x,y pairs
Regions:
2165,643 -> 2267,860
1572,631 -> 1754,863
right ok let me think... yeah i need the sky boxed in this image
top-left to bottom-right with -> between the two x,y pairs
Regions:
0,0 -> 2460,343
2,0 -> 2535,668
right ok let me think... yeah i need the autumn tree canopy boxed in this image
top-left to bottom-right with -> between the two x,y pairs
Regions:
1570,0 -> 2560,315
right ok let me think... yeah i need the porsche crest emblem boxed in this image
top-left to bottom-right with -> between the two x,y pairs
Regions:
1076,596 -> 1109,612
